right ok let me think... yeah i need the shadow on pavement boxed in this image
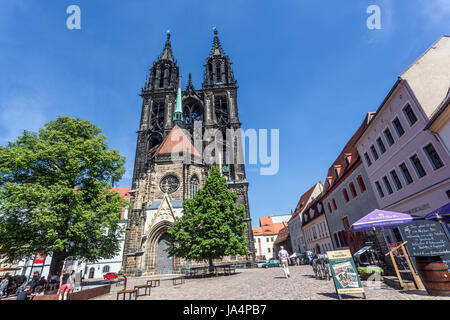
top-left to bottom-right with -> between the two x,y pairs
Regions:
396,290 -> 430,297
317,292 -> 360,300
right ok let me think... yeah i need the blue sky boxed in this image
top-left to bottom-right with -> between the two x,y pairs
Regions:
0,0 -> 449,227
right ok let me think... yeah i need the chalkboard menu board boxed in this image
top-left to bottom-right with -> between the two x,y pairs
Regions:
398,220 -> 450,270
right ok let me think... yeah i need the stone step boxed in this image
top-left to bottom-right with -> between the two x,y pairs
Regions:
383,276 -> 417,290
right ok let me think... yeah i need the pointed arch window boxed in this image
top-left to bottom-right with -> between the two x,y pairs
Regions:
190,176 -> 199,199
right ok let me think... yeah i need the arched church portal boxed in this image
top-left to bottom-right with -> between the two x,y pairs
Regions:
145,220 -> 174,274
157,233 -> 173,274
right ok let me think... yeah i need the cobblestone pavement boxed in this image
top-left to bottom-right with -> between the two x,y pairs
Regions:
95,265 -> 450,300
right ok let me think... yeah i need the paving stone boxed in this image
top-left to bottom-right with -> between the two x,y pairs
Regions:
95,265 -> 450,300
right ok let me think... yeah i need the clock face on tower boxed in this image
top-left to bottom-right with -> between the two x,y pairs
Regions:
160,175 -> 180,194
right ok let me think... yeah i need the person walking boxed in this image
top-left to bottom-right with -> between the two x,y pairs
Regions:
278,246 -> 291,278
49,273 -> 58,291
58,269 -> 74,300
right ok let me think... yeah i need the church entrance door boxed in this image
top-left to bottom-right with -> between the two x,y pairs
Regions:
157,233 -> 173,274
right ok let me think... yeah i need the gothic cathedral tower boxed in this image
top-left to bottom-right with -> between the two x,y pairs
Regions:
122,29 -> 255,276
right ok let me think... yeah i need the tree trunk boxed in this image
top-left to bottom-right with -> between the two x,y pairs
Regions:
208,257 -> 214,273
48,252 -> 66,278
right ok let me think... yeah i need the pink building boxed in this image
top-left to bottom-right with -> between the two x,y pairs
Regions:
355,36 -> 450,218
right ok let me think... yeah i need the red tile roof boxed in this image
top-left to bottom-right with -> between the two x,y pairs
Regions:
153,125 -> 201,158
113,187 -> 131,200
112,187 -> 131,219
323,113 -> 373,196
253,215 -> 290,236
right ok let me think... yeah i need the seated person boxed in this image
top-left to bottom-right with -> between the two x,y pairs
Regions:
6,278 -> 17,296
35,277 -> 47,293
16,285 -> 36,300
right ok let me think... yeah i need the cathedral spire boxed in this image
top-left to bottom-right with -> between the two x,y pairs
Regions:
173,76 -> 184,127
146,31 -> 179,91
160,30 -> 174,61
203,28 -> 235,87
210,27 -> 225,57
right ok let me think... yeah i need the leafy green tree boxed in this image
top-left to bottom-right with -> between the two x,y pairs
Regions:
0,116 -> 127,276
167,166 -> 249,267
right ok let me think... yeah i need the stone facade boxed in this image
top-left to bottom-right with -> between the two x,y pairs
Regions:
122,30 -> 255,275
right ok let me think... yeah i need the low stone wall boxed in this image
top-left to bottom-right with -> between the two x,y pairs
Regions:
3,284 -> 111,300
70,284 -> 111,300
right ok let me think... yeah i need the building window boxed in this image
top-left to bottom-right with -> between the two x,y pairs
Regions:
267,248 -> 271,253
190,176 -> 199,199
370,145 -> 379,161
271,237 -> 274,242
392,117 -> 405,137
334,233 -> 340,248
344,156 -> 350,167
364,152 -> 372,167
338,231 -> 347,247
377,137 -> 386,154
349,182 -> 357,198
382,176 -> 393,195
327,202 -> 332,214
102,265 -> 110,273
423,143 -> 444,170
342,188 -> 350,202
447,190 -> 450,199
334,167 -> 339,178
390,170 -> 403,190
357,175 -> 367,193
332,198 -> 337,210
384,128 -> 395,146
375,181 -> 384,198
403,104 -> 418,126
266,238 -> 270,242
410,154 -> 427,178
399,163 -> 414,185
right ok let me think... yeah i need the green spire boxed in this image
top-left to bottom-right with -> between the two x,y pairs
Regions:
173,76 -> 184,127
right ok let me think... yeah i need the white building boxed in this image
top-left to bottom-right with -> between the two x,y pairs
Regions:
302,196 -> 333,254
253,214 -> 291,260
288,182 -> 323,253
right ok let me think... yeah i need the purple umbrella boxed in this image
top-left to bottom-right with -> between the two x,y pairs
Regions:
350,209 -> 422,232
425,201 -> 450,222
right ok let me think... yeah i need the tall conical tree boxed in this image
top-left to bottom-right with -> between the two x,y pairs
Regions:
166,166 -> 248,267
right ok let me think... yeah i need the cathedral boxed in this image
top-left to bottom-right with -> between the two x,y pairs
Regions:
121,29 -> 255,276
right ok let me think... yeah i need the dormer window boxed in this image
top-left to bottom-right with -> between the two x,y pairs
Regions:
334,165 -> 342,178
344,153 -> 352,167
326,176 -> 333,188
